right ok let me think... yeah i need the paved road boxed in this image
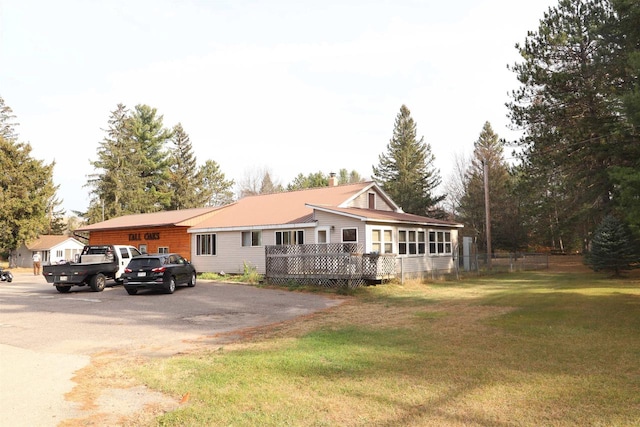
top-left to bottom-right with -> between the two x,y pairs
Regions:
0,272 -> 342,426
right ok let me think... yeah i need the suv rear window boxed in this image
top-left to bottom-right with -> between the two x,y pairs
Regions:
128,257 -> 164,269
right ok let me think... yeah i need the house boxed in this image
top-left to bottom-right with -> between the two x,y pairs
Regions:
75,181 -> 463,279
188,181 -> 463,277
75,207 -> 223,260
15,235 -> 85,267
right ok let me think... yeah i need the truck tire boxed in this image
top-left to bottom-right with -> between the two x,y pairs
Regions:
165,277 -> 176,294
55,285 -> 71,293
90,273 -> 106,292
187,272 -> 196,287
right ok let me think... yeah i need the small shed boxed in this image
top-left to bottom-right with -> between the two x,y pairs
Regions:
15,235 -> 85,267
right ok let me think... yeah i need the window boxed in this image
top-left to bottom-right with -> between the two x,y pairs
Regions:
342,228 -> 357,242
368,192 -> 376,209
119,248 -> 131,259
169,254 -> 185,264
275,230 -> 304,245
418,231 -> 426,254
158,246 -> 169,254
428,231 -> 452,255
372,229 -> 381,253
56,250 -> 63,258
408,231 -> 417,254
371,228 -> 393,253
398,230 -> 426,255
317,229 -> 328,244
139,244 -> 147,254
384,230 -> 392,253
196,233 -> 216,255
242,231 -> 262,247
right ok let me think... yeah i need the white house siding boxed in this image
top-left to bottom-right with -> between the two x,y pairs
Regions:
397,255 -> 456,279
49,243 -> 84,264
190,231 -> 262,275
15,239 -> 84,267
191,227 -> 315,275
312,211 -> 367,246
393,228 -> 459,278
190,214 -> 459,276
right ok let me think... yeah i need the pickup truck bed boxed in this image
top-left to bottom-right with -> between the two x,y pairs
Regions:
43,262 -> 118,284
43,262 -> 118,292
42,244 -> 141,293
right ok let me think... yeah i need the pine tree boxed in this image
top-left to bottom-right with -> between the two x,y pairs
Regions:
460,122 -> 524,251
507,0 -> 640,250
260,171 -> 276,194
86,104 -> 173,222
128,104 -> 173,211
168,123 -> 200,210
287,172 -> 328,191
46,195 -> 67,235
338,169 -> 363,184
585,215 -> 639,276
372,105 -> 443,216
86,104 -> 136,222
0,98 -> 59,261
0,136 -> 57,262
606,0 -> 640,236
197,160 -> 235,206
0,96 -> 18,141
609,0 -> 640,126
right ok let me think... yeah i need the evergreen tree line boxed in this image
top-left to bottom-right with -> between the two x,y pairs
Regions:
84,103 -> 235,223
0,96 -> 61,262
237,168 -> 365,197
86,102 -> 368,222
2,0 -> 639,268
448,0 -> 640,259
508,0 -> 640,253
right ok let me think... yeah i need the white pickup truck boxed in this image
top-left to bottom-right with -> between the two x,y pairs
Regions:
42,245 -> 142,293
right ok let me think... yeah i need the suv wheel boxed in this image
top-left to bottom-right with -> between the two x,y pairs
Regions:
187,272 -> 196,287
165,277 -> 176,294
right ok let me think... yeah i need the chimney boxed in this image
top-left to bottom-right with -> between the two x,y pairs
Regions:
328,172 -> 338,187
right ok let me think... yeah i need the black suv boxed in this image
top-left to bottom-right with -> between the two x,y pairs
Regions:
122,253 -> 196,295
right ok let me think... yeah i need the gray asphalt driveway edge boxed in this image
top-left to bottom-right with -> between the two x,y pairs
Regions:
0,272 -> 345,425
0,343 -> 90,426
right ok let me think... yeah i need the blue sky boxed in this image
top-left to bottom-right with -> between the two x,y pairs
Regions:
1,0 -> 555,213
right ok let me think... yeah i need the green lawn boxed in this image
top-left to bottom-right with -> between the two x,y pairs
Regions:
133,270 -> 640,426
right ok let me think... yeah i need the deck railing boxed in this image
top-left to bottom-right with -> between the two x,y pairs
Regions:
266,245 -> 549,287
265,243 -> 397,288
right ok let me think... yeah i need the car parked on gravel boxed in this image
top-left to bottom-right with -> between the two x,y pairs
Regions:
122,253 -> 196,295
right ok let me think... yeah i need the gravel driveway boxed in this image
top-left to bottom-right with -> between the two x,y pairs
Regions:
0,271 -> 343,426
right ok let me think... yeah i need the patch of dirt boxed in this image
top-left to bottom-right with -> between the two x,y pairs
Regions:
57,305 -> 351,426
59,351 -> 182,427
